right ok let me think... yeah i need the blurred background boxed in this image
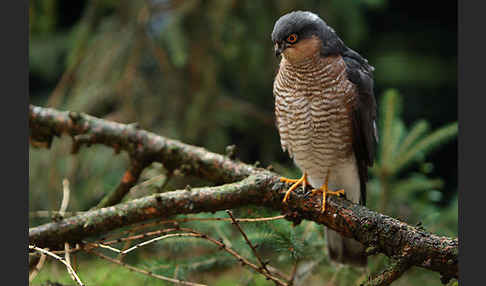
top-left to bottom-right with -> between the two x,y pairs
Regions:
29,1 -> 457,285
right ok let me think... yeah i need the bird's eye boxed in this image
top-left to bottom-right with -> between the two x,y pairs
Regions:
286,34 -> 298,43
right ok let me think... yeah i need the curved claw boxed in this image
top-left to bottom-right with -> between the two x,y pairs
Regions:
280,177 -> 299,184
311,186 -> 345,213
281,173 -> 308,203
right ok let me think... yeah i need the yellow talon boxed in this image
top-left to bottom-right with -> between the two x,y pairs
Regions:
328,189 -> 345,196
311,170 -> 345,213
280,177 -> 300,184
281,169 -> 345,212
281,173 -> 308,203
311,186 -> 344,213
311,188 -> 345,196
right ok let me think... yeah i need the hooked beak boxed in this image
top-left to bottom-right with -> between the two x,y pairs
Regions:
274,42 -> 288,57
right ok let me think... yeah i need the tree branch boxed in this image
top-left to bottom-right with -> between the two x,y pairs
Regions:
226,210 -> 271,275
29,105 -> 256,183
29,105 -> 458,281
95,159 -> 148,208
85,248 -> 207,286
361,257 -> 412,286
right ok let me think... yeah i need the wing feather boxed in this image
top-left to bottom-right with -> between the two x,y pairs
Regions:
342,49 -> 378,205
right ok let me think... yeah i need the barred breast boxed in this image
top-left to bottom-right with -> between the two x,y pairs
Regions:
274,54 -> 357,188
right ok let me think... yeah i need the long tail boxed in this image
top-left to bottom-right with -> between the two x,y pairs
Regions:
326,228 -> 367,266
321,159 -> 368,266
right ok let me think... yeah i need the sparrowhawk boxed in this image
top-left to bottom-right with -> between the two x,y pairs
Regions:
271,11 -> 378,266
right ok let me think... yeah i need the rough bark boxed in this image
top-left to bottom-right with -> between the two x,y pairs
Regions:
29,105 -> 256,183
29,105 -> 458,281
360,257 -> 412,286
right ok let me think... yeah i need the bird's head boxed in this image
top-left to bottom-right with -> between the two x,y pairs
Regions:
271,11 -> 343,63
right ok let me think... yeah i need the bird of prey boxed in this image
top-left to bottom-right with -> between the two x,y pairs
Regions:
271,11 -> 378,266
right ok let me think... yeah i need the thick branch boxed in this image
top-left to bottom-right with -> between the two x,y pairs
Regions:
29,105 -> 458,280
29,105 -> 256,183
29,173 -> 457,279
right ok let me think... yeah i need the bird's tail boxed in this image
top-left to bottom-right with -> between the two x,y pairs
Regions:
326,227 -> 367,267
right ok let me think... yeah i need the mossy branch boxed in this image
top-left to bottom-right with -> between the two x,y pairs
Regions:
29,105 -> 458,282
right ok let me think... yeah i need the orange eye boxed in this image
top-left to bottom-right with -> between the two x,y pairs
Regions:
286,34 -> 298,43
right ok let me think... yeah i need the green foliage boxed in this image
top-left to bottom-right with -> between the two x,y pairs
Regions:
31,259 -> 154,286
29,0 -> 58,35
369,89 -> 457,232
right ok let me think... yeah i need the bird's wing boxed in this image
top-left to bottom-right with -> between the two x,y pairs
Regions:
342,49 -> 378,205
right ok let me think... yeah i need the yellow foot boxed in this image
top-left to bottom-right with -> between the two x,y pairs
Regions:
280,173 -> 308,203
311,185 -> 345,213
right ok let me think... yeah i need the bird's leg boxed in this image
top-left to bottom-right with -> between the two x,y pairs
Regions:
311,169 -> 345,213
280,172 -> 308,203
